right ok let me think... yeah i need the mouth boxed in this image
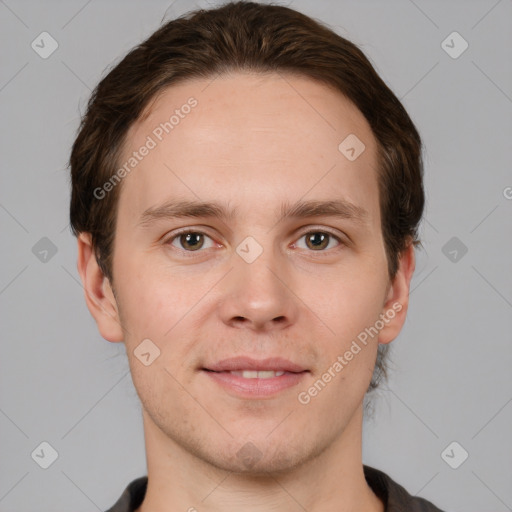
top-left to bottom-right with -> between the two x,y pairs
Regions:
205,369 -> 289,379
201,356 -> 309,397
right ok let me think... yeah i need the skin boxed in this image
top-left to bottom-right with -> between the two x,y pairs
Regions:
77,71 -> 415,512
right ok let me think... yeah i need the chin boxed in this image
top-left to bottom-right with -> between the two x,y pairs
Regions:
188,431 -> 327,476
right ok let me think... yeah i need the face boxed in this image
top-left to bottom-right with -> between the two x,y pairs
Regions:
81,71 -> 413,474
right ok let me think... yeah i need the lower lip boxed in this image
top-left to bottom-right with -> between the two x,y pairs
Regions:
202,370 -> 308,398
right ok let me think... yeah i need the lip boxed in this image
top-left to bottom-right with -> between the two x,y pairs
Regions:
201,356 -> 309,398
203,356 -> 307,373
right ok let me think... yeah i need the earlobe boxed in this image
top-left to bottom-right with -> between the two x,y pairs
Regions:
76,233 -> 124,343
378,242 -> 416,345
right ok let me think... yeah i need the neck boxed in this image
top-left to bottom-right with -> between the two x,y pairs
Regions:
136,404 -> 384,512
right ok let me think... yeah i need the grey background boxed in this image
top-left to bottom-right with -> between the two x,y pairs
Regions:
1,0 -> 511,510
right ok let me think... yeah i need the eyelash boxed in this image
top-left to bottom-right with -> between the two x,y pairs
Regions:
164,228 -> 345,255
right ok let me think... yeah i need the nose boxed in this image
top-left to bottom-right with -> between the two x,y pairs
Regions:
217,245 -> 299,332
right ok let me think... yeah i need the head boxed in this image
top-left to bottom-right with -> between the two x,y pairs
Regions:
70,1 -> 423,473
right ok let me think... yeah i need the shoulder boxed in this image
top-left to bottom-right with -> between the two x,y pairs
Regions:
106,468 -> 447,512
104,476 -> 148,512
363,465 -> 447,512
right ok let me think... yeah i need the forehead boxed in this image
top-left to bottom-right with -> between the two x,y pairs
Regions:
117,71 -> 380,224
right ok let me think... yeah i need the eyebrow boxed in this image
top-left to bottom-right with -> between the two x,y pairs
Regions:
139,198 -> 369,227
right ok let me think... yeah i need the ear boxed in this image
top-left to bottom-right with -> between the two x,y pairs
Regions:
378,241 -> 416,345
76,233 -> 124,342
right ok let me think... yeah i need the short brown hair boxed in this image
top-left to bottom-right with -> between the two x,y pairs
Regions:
69,1 -> 424,392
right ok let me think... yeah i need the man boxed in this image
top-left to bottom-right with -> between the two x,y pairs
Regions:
69,2 -> 445,510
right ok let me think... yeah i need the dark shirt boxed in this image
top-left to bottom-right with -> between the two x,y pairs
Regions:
105,465 -> 446,511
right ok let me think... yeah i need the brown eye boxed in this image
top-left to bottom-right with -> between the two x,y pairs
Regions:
296,231 -> 341,251
306,232 -> 329,250
168,231 -> 214,251
180,233 -> 203,251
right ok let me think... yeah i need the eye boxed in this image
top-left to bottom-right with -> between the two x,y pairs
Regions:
165,228 -> 344,254
167,231 -> 216,252
294,231 -> 342,251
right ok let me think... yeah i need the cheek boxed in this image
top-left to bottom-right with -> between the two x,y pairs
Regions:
301,279 -> 384,405
115,261 -> 194,338
115,264 -> 208,387
308,265 -> 388,343
117,271 -> 199,409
